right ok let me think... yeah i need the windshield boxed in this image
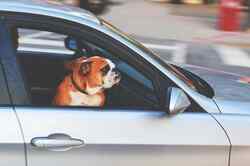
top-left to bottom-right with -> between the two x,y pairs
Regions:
102,20 -> 214,97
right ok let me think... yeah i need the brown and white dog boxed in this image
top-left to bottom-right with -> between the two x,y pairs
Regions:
53,56 -> 121,107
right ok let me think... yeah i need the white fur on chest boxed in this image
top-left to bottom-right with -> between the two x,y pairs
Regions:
69,91 -> 102,106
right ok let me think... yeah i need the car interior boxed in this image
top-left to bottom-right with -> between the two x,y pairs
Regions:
16,30 -> 159,109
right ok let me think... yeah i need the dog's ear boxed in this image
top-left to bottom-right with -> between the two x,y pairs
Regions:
80,61 -> 92,75
64,56 -> 86,71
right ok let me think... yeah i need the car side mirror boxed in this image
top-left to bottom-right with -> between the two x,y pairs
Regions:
166,87 -> 191,115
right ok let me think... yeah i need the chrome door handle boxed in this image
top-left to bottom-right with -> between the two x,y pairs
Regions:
31,133 -> 84,151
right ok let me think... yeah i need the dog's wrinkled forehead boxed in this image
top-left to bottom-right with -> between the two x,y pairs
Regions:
105,59 -> 115,70
87,56 -> 114,71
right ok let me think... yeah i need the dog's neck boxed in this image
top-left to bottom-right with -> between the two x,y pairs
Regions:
71,74 -> 88,95
71,73 -> 103,95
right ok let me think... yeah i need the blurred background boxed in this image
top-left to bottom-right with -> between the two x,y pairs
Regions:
42,0 -> 250,83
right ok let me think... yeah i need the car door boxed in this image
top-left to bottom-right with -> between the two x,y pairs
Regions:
5,17 -> 230,166
0,19 -> 26,166
13,108 -> 230,166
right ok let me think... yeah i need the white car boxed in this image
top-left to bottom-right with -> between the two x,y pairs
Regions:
0,1 -> 249,166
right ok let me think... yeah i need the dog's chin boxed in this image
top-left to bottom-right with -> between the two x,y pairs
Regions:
103,81 -> 120,89
102,79 -> 119,89
102,83 -> 115,89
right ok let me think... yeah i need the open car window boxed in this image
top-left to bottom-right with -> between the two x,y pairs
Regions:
18,28 -> 74,55
14,27 -> 160,110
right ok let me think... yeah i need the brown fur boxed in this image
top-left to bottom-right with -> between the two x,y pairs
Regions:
53,56 -> 109,106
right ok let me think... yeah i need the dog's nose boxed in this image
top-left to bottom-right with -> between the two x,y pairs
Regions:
115,71 -> 122,81
113,69 -> 121,81
113,68 -> 120,75
115,73 -> 121,80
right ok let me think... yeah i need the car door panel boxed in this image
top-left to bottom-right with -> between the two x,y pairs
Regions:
15,107 -> 229,166
213,114 -> 250,166
0,108 -> 26,166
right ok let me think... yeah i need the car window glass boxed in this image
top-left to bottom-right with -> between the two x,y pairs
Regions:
117,62 -> 154,91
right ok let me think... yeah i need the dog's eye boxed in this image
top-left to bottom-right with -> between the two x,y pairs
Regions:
101,65 -> 110,75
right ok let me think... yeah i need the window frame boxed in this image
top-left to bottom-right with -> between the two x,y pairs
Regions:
0,18 -> 13,106
3,13 -> 166,111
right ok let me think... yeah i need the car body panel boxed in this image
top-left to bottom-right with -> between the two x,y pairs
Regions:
15,107 -> 230,166
213,114 -> 250,166
0,108 -> 26,166
214,99 -> 250,115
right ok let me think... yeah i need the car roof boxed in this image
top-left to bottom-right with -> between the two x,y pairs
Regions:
0,0 -> 101,25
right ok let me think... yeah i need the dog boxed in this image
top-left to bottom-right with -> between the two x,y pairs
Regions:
53,56 -> 121,107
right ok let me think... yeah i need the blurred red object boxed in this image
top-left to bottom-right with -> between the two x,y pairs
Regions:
239,77 -> 250,84
218,0 -> 241,31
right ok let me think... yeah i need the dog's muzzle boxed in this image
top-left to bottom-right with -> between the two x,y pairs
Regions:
113,69 -> 121,83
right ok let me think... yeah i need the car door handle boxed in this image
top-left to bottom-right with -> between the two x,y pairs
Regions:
31,133 -> 84,151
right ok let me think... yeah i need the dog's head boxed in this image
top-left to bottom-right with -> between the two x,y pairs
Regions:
65,56 -> 121,94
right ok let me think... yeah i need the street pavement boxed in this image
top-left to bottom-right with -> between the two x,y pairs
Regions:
101,0 -> 250,46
